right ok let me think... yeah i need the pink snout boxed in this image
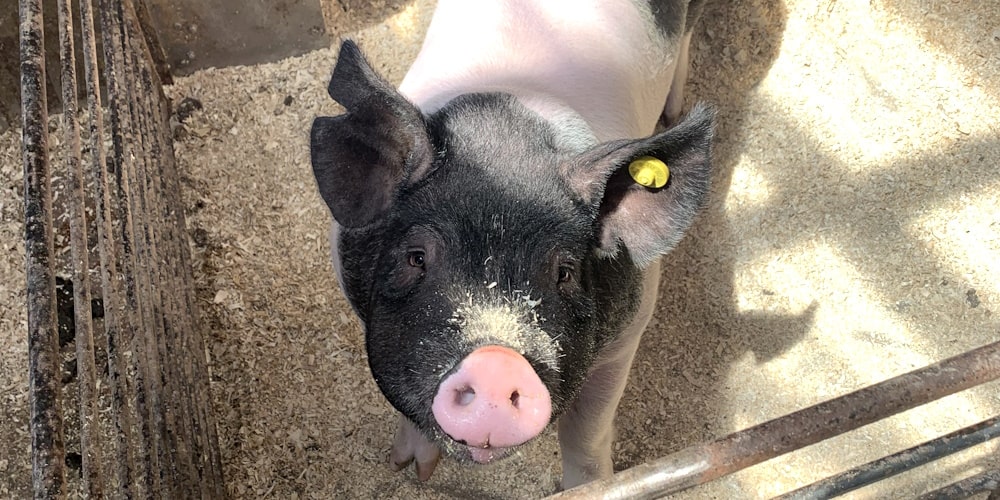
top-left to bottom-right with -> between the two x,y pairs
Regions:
431,346 -> 551,461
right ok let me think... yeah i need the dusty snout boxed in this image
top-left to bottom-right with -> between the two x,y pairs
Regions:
428,297 -> 561,463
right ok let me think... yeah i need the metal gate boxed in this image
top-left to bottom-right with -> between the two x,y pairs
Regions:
19,0 -> 224,496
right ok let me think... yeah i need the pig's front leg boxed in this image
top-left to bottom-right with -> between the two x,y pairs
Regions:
389,413 -> 441,481
557,262 -> 661,490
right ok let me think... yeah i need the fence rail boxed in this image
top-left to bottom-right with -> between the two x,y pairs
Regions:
551,340 -> 1000,499
19,0 -> 224,496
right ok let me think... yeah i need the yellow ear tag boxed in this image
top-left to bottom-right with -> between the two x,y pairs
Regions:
628,156 -> 669,188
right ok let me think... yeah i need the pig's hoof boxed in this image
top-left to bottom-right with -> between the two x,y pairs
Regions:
390,414 -> 442,481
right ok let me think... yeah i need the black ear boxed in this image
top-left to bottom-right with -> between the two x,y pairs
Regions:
564,103 -> 715,267
310,40 -> 434,228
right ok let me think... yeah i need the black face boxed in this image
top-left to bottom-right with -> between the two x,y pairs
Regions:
337,94 -> 644,451
311,39 -> 714,463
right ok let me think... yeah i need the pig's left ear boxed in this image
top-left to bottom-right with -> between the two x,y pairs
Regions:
565,103 -> 715,267
310,40 -> 434,228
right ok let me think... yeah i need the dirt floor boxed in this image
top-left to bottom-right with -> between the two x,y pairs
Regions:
2,0 -> 1000,498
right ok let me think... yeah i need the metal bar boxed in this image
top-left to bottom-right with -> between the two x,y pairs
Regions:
124,2 -> 224,489
778,416 -> 1000,499
99,0 -> 154,494
146,52 -> 226,494
128,38 -> 201,500
20,0 -> 68,497
55,0 -> 106,495
97,1 -> 226,496
550,340 -> 1000,499
81,0 -> 139,492
122,4 -> 195,493
128,0 -> 227,489
915,469 -> 1000,500
114,2 -> 173,492
132,0 -> 173,84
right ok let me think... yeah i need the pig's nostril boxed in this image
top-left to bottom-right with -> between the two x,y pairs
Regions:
509,390 -> 520,408
455,387 -> 476,406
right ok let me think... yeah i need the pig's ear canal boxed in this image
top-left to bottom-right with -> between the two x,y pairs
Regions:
310,39 -> 434,228
570,103 -> 716,268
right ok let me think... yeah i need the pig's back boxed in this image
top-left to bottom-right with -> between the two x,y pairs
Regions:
398,0 -> 687,140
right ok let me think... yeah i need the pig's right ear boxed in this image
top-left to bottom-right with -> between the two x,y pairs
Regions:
310,40 -> 434,228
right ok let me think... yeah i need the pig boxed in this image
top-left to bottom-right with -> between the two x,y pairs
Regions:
310,0 -> 713,490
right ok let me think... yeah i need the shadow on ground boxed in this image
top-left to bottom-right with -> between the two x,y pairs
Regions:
613,0 -> 807,469
614,0 -> 1000,485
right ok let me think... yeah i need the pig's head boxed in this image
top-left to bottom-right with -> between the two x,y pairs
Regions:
310,41 -> 713,464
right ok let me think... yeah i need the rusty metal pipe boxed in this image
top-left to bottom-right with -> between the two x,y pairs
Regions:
20,0 -> 68,497
79,0 -> 134,492
56,0 -> 106,495
778,416 -> 1000,499
549,340 -> 1000,499
914,469 -> 1000,500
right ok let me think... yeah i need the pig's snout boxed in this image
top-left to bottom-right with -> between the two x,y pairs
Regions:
431,345 -> 551,461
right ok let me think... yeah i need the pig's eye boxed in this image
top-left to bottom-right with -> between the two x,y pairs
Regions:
557,264 -> 575,284
407,250 -> 426,268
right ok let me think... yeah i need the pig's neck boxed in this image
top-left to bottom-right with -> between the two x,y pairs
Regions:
397,0 -> 678,143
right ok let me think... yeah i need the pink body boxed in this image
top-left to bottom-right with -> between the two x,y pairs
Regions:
373,0 -> 696,489
399,0 -> 683,141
